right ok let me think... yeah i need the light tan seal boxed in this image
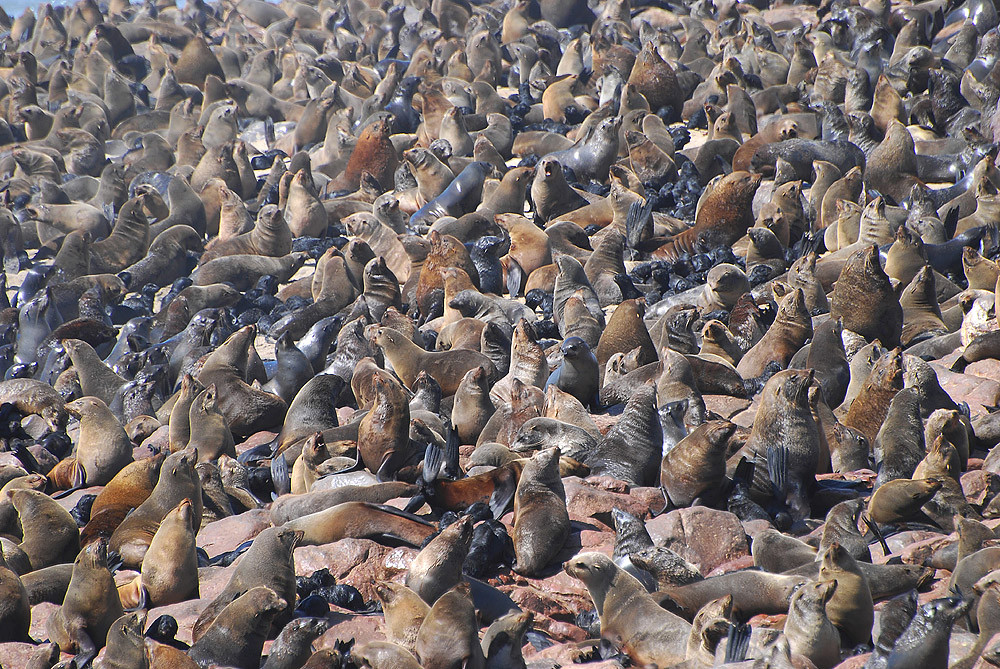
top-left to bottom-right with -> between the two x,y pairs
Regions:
47,539 -> 124,667
117,498 -> 199,609
564,552 -> 691,666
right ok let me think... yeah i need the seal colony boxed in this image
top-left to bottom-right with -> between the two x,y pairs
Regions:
7,0 -> 1000,665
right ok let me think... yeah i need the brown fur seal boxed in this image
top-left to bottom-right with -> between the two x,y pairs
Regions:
736,288 -> 813,378
282,501 -> 436,547
64,396 -> 133,486
414,581 -> 486,669
0,378 -> 67,431
661,420 -> 736,507
565,552 -> 691,666
11,489 -> 80,569
0,552 -> 30,642
80,455 -> 164,546
47,539 -> 124,667
374,326 -> 497,396
193,526 -> 301,642
844,347 -> 904,445
406,514 -> 474,604
654,171 -> 761,260
109,448 -> 201,569
118,498 -> 199,609
198,325 -> 287,437
375,582 -> 430,653
357,373 -> 414,480
819,541 -> 873,646
829,244 -> 903,347
186,385 -> 236,463
784,580 -> 840,669
512,447 -> 569,576
189,586 -> 288,669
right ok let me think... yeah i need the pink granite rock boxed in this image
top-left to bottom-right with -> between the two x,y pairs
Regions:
294,540 -> 417,600
646,507 -> 750,573
197,508 -> 271,556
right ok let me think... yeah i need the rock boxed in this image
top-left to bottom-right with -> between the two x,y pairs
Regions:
138,424 -> 170,455
645,507 -> 750,573
707,554 -> 754,576
294,540 -> 417,599
899,534 -> 952,566
315,611 -> 386,649
148,598 -> 210,644
834,654 -> 871,668
563,477 -> 654,526
0,642 -> 67,668
929,364 -> 1000,416
236,430 -> 278,455
886,530 -> 946,558
704,394 -> 752,419
962,470 -> 1000,507
197,508 -> 271,556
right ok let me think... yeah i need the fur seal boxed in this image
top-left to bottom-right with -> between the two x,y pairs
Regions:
512,447 -> 569,576
374,326 -> 497,396
414,581 -> 486,669
64,396 -> 133,487
47,539 -> 124,667
654,172 -> 762,260
564,552 -> 691,666
118,498 -> 198,609
193,526 -> 300,642
109,448 -> 201,569
189,586 -> 288,669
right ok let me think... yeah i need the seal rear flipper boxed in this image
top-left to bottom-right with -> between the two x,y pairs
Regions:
625,197 -> 654,256
421,442 -> 445,484
271,453 -> 290,500
208,538 -> 255,567
724,622 -> 751,663
489,477 -> 517,519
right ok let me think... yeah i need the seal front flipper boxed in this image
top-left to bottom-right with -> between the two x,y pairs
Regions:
443,425 -> 461,480
271,453 -> 290,500
766,446 -> 788,499
625,198 -> 654,259
862,514 -> 891,557
489,476 -> 516,519
507,257 -> 524,297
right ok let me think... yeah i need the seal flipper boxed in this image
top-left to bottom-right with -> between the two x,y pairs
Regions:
422,442 -> 445,483
725,622 -> 751,663
208,538 -> 255,567
625,197 -> 654,259
443,425 -> 461,480
506,258 -> 524,298
238,436 -> 278,464
766,446 -> 788,499
862,513 -> 891,557
489,476 -> 517,519
270,453 -> 290,500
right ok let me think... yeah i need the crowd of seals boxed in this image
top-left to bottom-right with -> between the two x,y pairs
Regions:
6,0 -> 1000,665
